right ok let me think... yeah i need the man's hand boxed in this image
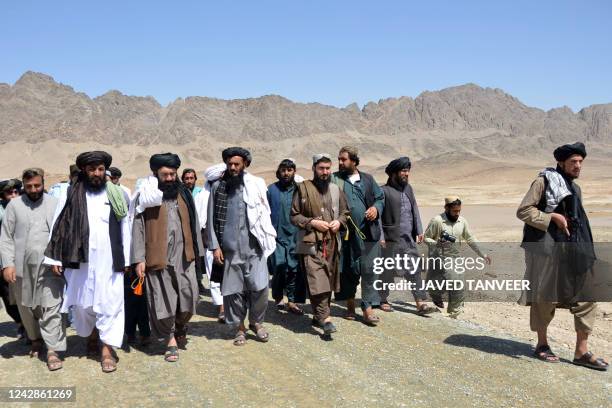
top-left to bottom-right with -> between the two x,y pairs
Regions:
483,255 -> 492,265
380,240 -> 387,249
416,234 -> 424,244
551,213 -> 570,237
311,219 -> 330,233
135,262 -> 146,279
329,220 -> 341,233
2,266 -> 16,284
51,265 -> 63,276
364,207 -> 378,221
213,248 -> 224,265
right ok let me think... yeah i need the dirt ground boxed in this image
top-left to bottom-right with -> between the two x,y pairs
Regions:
0,188 -> 610,406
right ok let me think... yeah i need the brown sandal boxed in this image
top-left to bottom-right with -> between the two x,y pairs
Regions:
46,351 -> 63,371
249,324 -> 270,342
572,351 -> 608,371
380,303 -> 394,312
534,345 -> 559,363
362,309 -> 380,326
286,303 -> 304,315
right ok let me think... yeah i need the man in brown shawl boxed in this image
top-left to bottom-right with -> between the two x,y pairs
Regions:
132,153 -> 204,362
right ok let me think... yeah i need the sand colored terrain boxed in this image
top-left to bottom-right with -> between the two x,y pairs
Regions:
0,145 -> 610,406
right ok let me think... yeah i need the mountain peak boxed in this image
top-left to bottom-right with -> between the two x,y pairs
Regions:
15,71 -> 59,88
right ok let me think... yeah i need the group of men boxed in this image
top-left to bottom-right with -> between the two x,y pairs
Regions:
0,141 -> 607,373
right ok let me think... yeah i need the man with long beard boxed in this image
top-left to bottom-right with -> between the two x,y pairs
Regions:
208,147 -> 276,346
132,153 -> 203,362
44,151 -> 131,373
268,159 -> 306,315
379,157 -> 438,315
332,146 -> 384,325
291,154 -> 350,338
1,168 -> 65,370
517,142 -> 607,371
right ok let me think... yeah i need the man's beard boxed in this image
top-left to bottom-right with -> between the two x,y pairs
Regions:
313,174 -> 330,193
159,180 -> 180,199
445,210 -> 459,223
26,191 -> 43,202
84,175 -> 106,192
278,175 -> 295,188
556,164 -> 578,180
224,171 -> 244,193
339,165 -> 353,177
393,174 -> 408,187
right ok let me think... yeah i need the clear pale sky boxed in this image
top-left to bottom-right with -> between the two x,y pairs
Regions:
1,0 -> 610,111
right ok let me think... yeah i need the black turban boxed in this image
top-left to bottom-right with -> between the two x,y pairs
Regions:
222,147 -> 252,167
108,167 -> 122,178
553,142 -> 587,162
150,153 -> 181,172
0,179 -> 22,194
76,151 -> 112,170
385,156 -> 412,176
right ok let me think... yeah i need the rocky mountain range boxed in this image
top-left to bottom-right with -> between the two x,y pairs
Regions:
0,71 -> 610,177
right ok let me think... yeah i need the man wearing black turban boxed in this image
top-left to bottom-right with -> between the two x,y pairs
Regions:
553,142 -> 587,162
222,147 -> 252,167
517,142 -> 608,371
149,153 -> 182,172
45,150 -> 130,373
380,157 -> 437,315
75,151 -> 112,170
208,146 -> 275,345
132,152 -> 204,361
384,156 -> 412,177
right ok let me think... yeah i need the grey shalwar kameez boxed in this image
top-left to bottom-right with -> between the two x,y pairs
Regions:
132,198 -> 203,341
207,183 -> 269,328
0,194 -> 65,351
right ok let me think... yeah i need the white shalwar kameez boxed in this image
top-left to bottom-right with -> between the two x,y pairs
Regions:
44,190 -> 130,347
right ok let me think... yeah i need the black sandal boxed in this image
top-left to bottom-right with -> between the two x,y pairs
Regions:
417,305 -> 440,316
29,339 -> 43,358
233,331 -> 246,346
572,351 -> 608,371
533,345 -> 559,363
101,355 -> 117,373
164,346 -> 179,362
